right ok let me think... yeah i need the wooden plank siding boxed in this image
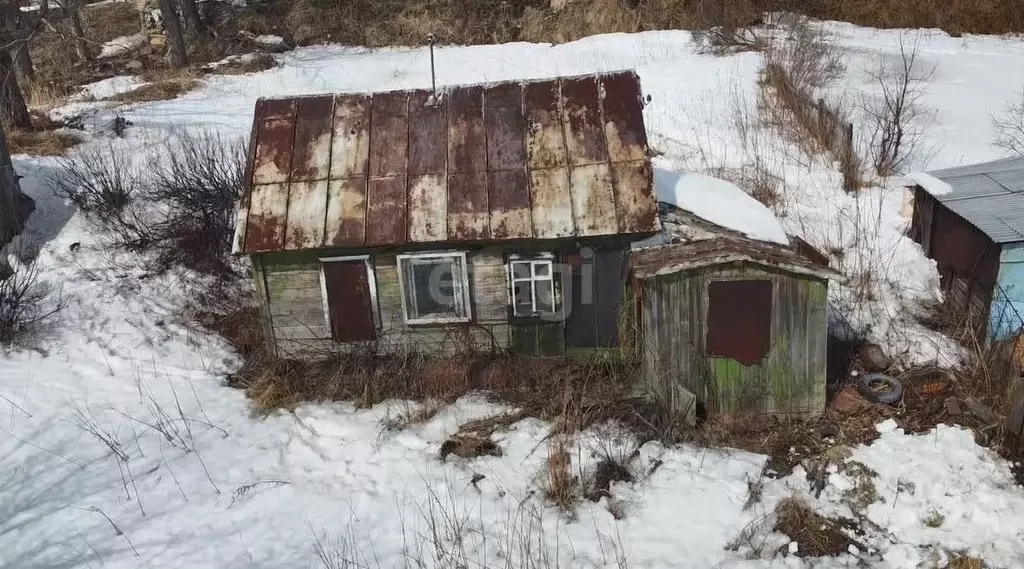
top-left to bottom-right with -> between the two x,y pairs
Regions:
257,248 -> 512,356
640,262 -> 827,418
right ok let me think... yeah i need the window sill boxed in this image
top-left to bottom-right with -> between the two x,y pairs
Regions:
404,317 -> 473,327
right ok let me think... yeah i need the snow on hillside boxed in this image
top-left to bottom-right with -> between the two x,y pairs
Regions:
3,22 -> 1024,569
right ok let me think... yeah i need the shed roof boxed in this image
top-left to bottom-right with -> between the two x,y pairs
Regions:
631,237 -> 838,281
927,157 -> 1024,244
233,71 -> 660,254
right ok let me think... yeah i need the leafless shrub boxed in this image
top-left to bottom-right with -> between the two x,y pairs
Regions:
146,131 -> 246,275
543,433 -> 579,515
992,85 -> 1024,158
0,254 -> 65,346
862,35 -> 936,176
766,15 -> 846,91
50,144 -> 151,250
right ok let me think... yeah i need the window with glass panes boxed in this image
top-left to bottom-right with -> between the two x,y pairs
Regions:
509,256 -> 556,317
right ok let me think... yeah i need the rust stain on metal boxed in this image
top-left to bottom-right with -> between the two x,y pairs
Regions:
365,176 -> 407,246
488,169 -> 532,240
245,183 -> 288,251
611,160 -> 658,234
570,163 -> 617,236
524,80 -> 567,169
252,117 -> 296,185
409,174 -> 447,242
529,168 -> 574,238
485,83 -> 526,170
448,85 -> 486,173
448,172 -> 489,240
330,95 -> 371,179
284,179 -> 328,250
561,76 -> 605,166
325,177 -> 366,246
369,91 -> 409,178
237,71 -> 658,253
290,96 -> 335,181
409,89 -> 447,175
601,72 -> 648,163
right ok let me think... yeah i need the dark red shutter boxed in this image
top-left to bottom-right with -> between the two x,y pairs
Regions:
322,260 -> 377,343
706,280 -> 772,366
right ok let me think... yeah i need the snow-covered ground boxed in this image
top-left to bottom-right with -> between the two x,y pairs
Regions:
3,21 -> 1024,569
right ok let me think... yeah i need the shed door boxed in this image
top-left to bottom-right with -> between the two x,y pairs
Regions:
321,259 -> 377,343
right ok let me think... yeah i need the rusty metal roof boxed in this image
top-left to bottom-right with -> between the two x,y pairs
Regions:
631,237 -> 839,281
233,71 -> 660,254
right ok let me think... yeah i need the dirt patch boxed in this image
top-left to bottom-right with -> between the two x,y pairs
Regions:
83,1 -> 143,45
109,78 -> 202,104
439,433 -> 501,461
6,127 -> 83,156
773,496 -> 863,557
585,457 -> 634,502
205,53 -> 277,75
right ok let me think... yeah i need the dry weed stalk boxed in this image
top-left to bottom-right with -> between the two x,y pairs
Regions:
992,85 -> 1024,158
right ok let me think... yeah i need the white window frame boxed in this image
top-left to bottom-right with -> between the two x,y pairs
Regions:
396,251 -> 472,325
508,253 -> 557,317
318,255 -> 381,332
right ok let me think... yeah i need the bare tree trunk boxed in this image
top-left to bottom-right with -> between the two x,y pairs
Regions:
0,51 -> 32,129
0,122 -> 32,247
10,43 -> 33,82
68,9 -> 92,61
158,0 -> 188,67
177,0 -> 206,36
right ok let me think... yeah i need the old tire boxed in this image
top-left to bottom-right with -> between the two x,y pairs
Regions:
858,373 -> 903,405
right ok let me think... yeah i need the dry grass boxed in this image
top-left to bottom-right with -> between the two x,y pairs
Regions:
800,0 -> 1023,35
205,53 -> 278,75
773,496 -> 862,557
543,434 -> 579,513
6,127 -> 83,156
82,1 -> 143,44
439,432 -> 502,461
109,78 -> 202,104
949,555 -> 985,569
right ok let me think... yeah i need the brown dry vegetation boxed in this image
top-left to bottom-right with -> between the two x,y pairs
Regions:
773,496 -> 863,557
109,78 -> 202,104
6,127 -> 83,156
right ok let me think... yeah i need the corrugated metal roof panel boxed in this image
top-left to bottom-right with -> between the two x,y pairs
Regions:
235,71 -> 659,254
929,157 -> 1024,244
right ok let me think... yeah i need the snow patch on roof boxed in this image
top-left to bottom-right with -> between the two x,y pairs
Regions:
653,169 -> 789,245
905,171 -> 954,196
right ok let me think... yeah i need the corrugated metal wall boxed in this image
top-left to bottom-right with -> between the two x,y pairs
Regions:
992,243 -> 1024,341
640,263 -> 827,417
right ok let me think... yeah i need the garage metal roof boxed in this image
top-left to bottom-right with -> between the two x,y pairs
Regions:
928,157 -> 1024,244
233,70 -> 659,254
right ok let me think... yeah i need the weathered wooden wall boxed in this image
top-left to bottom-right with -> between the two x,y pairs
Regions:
640,262 -> 827,417
255,247 -> 511,356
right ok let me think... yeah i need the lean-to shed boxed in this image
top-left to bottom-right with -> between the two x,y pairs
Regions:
909,158 -> 1024,342
633,172 -> 836,418
233,71 -> 660,357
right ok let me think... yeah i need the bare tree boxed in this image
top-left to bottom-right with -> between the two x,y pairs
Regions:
178,0 -> 207,37
65,4 -> 93,62
158,0 -> 188,67
862,35 -> 936,176
992,86 -> 1024,158
0,50 -> 31,128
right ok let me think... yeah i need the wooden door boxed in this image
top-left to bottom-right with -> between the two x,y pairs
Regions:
322,259 -> 377,343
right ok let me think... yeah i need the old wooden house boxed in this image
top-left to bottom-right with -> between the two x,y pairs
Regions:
909,158 -> 1024,343
233,71 -> 660,357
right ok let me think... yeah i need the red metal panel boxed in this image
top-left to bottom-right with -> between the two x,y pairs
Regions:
290,96 -> 335,181
369,91 -> 409,178
330,95 -> 371,179
408,90 -> 447,175
485,83 -> 526,171
600,72 -> 648,163
409,174 -> 447,242
529,168 -> 574,238
448,172 -> 489,240
570,163 -> 617,236
252,115 -> 296,185
611,160 -> 658,234
448,85 -> 486,173
561,76 -> 605,166
707,280 -> 773,366
258,97 -> 296,121
325,177 -> 366,246
365,176 -> 407,246
322,260 -> 376,342
524,80 -> 566,169
245,183 -> 288,252
488,169 -> 532,240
